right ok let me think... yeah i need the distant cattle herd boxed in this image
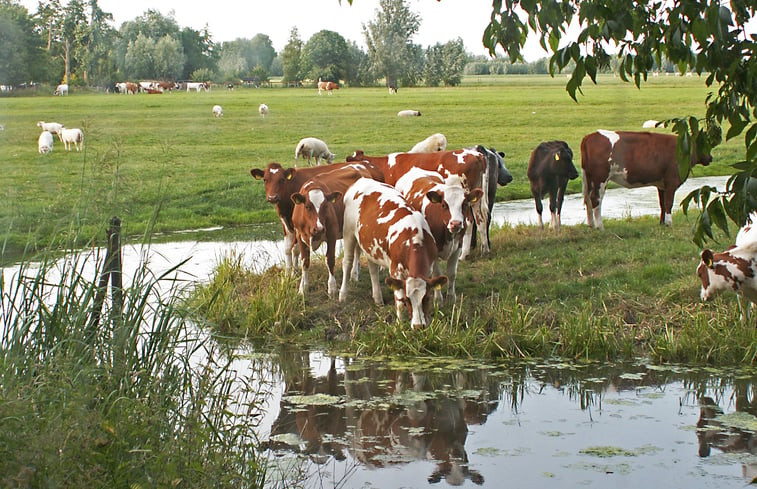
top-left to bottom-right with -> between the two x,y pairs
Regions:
28,83 -> 751,322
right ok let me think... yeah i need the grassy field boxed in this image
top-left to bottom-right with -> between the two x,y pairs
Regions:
0,74 -> 742,262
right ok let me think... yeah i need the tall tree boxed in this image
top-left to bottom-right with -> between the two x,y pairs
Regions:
302,29 -> 349,81
60,0 -> 86,84
0,1 -> 47,85
182,26 -> 216,80
481,0 -> 753,245
362,0 -> 421,89
281,27 -> 303,84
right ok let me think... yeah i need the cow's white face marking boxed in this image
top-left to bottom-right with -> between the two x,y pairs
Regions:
308,189 -> 326,232
269,168 -> 279,174
405,277 -> 428,327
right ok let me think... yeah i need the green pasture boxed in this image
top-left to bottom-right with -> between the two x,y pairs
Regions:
0,75 -> 741,261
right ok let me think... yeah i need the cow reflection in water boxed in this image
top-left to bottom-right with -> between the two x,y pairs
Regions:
267,355 -> 496,485
696,382 -> 757,482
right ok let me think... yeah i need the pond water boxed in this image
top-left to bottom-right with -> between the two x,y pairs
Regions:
253,350 -> 757,489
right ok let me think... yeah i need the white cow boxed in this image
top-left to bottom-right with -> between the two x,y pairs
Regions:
54,83 -> 68,96
38,131 -> 54,153
186,82 -> 207,92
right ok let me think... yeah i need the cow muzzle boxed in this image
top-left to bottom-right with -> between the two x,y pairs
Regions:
448,220 -> 464,234
266,194 -> 279,204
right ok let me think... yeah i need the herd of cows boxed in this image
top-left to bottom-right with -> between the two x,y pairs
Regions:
250,127 -> 757,327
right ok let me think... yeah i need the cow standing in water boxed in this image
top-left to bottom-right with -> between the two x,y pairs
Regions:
581,130 -> 712,229
339,177 -> 447,328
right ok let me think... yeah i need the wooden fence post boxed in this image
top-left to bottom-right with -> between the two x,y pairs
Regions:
87,216 -> 123,336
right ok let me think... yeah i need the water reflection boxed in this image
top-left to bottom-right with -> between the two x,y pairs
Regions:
260,352 -> 757,488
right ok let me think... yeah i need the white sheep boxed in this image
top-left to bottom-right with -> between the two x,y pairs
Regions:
408,133 -> 448,153
57,127 -> 84,151
259,103 -> 269,117
294,137 -> 336,166
212,105 -> 223,117
37,121 -> 64,139
398,109 -> 421,117
642,119 -> 660,128
38,130 -> 54,154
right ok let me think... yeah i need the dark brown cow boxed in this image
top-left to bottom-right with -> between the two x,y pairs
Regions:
251,161 -> 384,270
527,140 -> 578,232
339,177 -> 447,328
581,130 -> 712,229
394,167 -> 482,303
291,165 -> 374,297
347,147 -> 491,257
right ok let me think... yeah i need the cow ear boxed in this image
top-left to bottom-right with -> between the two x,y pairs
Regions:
251,168 -> 264,180
428,275 -> 448,290
426,190 -> 443,204
326,191 -> 342,203
701,249 -> 714,268
467,188 -> 484,204
291,193 -> 305,205
284,169 -> 296,180
385,277 -> 404,291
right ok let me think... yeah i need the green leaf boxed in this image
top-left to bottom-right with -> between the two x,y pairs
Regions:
708,199 -> 730,235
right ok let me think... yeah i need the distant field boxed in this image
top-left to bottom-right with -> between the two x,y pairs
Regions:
0,75 -> 741,260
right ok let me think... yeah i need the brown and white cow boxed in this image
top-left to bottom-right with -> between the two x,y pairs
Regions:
698,212 -> 757,305
291,165 -> 374,297
581,130 -> 712,229
251,161 -> 384,271
317,77 -> 339,95
394,168 -> 483,303
527,140 -> 578,232
339,177 -> 447,328
346,147 -> 491,257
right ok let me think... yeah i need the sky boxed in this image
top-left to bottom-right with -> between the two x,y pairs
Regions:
16,0 -> 549,61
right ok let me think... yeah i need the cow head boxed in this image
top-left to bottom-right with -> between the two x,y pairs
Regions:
291,189 -> 341,245
697,248 -> 755,301
347,150 -> 365,162
553,144 -> 579,180
492,149 -> 513,186
385,275 -> 448,329
251,163 -> 296,204
426,186 -> 484,235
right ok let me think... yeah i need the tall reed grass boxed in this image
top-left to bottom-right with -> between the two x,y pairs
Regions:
0,246 -> 266,488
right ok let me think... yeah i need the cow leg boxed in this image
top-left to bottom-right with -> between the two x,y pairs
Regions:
555,182 -> 568,233
472,201 -> 490,254
533,192 -> 545,229
283,227 -> 298,271
432,260 -> 444,303
325,239 -> 337,298
367,262 -> 384,305
445,250 -> 462,303
350,247 -> 361,282
339,235 -> 357,302
298,239 -> 311,295
659,187 -> 674,226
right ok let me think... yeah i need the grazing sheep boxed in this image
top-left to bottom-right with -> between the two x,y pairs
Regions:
57,127 -> 83,151
294,137 -> 336,166
212,105 -> 223,117
398,109 -> 421,117
259,103 -> 269,117
37,121 -> 64,140
38,130 -> 54,153
408,133 -> 448,153
643,119 -> 660,128
54,83 -> 68,95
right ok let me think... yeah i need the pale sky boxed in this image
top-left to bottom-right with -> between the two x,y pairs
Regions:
16,0 -> 550,61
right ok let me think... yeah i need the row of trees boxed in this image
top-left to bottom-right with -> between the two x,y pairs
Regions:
0,0 -> 473,89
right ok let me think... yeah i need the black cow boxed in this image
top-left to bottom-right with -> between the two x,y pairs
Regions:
527,140 -> 578,232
